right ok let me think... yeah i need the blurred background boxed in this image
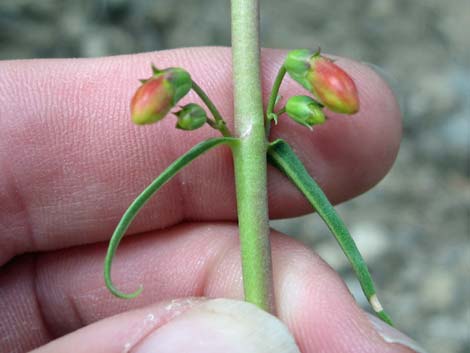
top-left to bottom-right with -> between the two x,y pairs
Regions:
1,0 -> 468,352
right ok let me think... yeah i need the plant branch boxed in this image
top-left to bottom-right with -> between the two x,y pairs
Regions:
265,65 -> 287,137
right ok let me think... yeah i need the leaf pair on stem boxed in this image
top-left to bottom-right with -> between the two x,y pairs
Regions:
104,49 -> 393,326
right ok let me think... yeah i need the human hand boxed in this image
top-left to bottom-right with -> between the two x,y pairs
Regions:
0,48 -> 425,353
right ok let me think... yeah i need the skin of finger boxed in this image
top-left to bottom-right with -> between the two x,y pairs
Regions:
30,298 -> 300,353
0,224 -> 412,353
29,298 -> 204,353
0,47 -> 402,265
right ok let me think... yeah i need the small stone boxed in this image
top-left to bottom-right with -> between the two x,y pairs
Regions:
419,270 -> 456,310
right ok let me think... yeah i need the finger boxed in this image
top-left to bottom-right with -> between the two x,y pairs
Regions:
1,224 -> 423,353
31,299 -> 299,353
0,48 -> 401,263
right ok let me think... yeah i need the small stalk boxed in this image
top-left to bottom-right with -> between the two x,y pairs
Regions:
275,106 -> 286,116
192,80 -> 233,137
266,65 -> 287,136
231,0 -> 274,312
266,66 -> 286,117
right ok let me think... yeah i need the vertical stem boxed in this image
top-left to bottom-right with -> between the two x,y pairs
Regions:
231,0 -> 274,312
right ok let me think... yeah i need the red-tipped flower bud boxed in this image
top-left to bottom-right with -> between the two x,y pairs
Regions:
285,95 -> 326,128
284,49 -> 359,114
175,103 -> 207,130
131,67 -> 192,125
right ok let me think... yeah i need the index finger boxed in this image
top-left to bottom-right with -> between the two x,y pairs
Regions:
0,47 -> 401,264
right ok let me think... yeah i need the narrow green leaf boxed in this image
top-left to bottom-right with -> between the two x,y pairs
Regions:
104,137 -> 238,299
267,139 -> 393,325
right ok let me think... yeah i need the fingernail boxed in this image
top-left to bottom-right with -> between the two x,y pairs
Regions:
362,62 -> 406,113
132,299 -> 300,353
367,313 -> 429,353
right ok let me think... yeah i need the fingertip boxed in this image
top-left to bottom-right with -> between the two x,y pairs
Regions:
269,230 -> 422,353
133,299 -> 299,353
334,57 -> 402,193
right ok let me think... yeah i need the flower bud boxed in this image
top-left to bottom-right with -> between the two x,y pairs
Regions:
284,49 -> 359,114
175,103 -> 207,130
131,67 -> 192,125
285,95 -> 326,128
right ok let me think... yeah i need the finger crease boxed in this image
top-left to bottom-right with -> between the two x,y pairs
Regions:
67,295 -> 85,331
32,254 -> 54,340
2,157 -> 37,258
202,229 -> 239,297
14,176 -> 36,251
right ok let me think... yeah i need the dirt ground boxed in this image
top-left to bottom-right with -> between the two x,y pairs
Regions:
1,0 -> 468,352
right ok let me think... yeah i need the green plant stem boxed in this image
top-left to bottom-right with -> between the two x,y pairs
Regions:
104,137 -> 237,299
192,80 -> 233,137
265,65 -> 287,137
231,0 -> 274,312
267,139 -> 393,325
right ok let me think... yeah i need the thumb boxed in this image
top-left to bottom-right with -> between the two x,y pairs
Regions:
133,299 -> 299,353
32,298 -> 300,353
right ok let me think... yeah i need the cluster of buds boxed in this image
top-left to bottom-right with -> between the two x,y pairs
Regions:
282,49 -> 359,128
130,49 -> 360,134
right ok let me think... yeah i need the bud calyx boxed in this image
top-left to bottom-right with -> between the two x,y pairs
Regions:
174,103 -> 207,130
285,95 -> 326,128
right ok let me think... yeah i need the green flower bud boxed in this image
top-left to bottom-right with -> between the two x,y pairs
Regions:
174,103 -> 207,130
284,49 -> 359,114
131,66 -> 192,125
284,49 -> 315,92
285,95 -> 326,128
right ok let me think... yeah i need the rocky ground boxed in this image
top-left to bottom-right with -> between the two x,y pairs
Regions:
1,0 -> 469,352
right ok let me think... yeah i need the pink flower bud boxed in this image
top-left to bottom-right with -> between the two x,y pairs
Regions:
130,67 -> 192,125
131,76 -> 174,125
284,49 -> 359,114
308,56 -> 359,114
